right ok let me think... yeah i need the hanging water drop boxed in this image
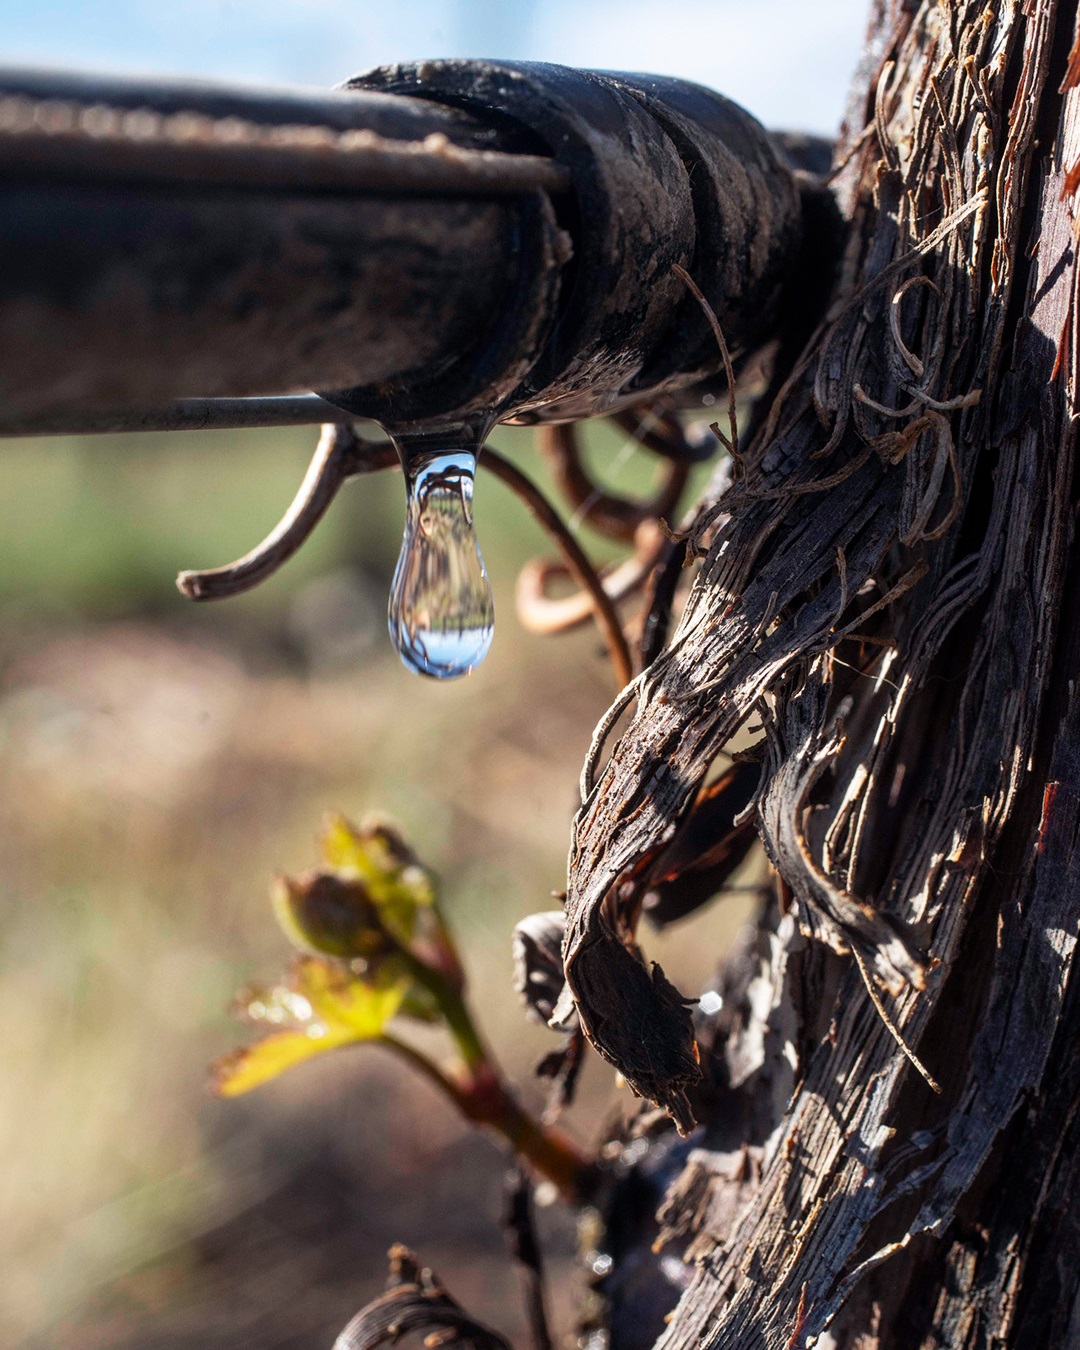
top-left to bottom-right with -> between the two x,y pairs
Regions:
388,431 -> 495,679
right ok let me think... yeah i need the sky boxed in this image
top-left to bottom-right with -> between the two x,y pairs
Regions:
0,0 -> 869,136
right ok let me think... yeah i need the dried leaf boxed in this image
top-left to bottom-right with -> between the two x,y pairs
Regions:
512,911 -> 571,1026
535,1024 -> 587,1114
640,761 -> 761,928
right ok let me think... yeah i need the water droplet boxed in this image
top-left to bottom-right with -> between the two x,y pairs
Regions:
388,431 -> 494,679
589,1251 -> 614,1278
698,989 -> 724,1015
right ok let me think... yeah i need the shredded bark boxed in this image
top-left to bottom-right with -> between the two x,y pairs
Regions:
563,0 -> 1080,1344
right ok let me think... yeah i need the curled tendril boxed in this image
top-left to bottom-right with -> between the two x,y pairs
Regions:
510,406 -> 707,677
176,422 -> 396,600
515,520 -> 665,638
536,419 -> 689,542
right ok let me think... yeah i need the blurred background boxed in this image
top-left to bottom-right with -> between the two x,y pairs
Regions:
6,0 -> 866,134
1,3 -> 866,1346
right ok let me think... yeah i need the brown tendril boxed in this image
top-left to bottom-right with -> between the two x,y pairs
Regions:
515,521 -> 665,637
672,262 -> 740,468
481,448 -> 634,688
537,420 -> 689,542
177,422 -> 396,601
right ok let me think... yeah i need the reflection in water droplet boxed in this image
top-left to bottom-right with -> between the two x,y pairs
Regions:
388,445 -> 494,679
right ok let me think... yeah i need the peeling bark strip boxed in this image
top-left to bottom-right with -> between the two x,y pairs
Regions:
566,0 -> 1080,1344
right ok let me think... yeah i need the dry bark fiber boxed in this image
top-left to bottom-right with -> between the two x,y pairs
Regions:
563,0 -> 1080,1345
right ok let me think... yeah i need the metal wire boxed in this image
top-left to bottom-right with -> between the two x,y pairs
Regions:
0,396 -> 350,439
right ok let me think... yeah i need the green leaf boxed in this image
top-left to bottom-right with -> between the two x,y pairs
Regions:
212,956 -> 409,1097
213,1028 -> 354,1097
375,959 -> 442,1023
303,957 -> 409,1037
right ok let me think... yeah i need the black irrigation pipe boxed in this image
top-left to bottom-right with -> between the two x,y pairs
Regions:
0,60 -> 812,438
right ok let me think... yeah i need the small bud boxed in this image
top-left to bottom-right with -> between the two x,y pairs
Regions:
319,813 -> 436,944
272,871 -> 395,959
